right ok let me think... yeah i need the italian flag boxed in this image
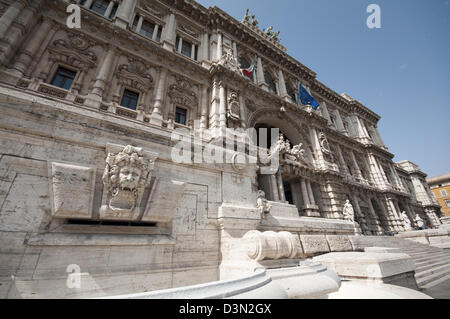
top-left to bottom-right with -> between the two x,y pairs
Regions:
241,60 -> 255,78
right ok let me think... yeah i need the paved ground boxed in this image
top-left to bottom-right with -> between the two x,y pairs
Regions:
421,277 -> 450,299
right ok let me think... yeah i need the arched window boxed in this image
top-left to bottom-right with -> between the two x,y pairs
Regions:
264,72 -> 277,94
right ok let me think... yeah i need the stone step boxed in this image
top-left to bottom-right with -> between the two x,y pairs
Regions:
415,257 -> 450,273
416,267 -> 450,287
420,272 -> 450,290
416,263 -> 450,281
409,251 -> 447,262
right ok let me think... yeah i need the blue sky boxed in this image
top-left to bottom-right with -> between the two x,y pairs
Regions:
196,0 -> 450,178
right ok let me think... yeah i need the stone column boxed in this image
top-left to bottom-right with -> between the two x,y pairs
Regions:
216,32 -> 223,61
232,41 -> 238,59
368,153 -> 386,188
276,170 -> 286,202
161,11 -> 176,51
150,68 -> 167,126
333,109 -> 346,133
11,18 -> 53,76
387,198 -> 401,231
320,101 -> 332,126
300,178 -> 310,206
114,0 -> 137,29
87,45 -> 117,107
135,15 -> 144,32
219,82 -> 226,128
277,69 -> 289,100
336,145 -> 350,175
270,174 -> 280,201
200,85 -> 208,129
0,0 -> 26,40
306,180 -> 316,206
290,181 -> 302,210
374,126 -> 387,148
0,1 -> 40,66
350,151 -> 364,181
389,164 -> 403,191
238,92 -> 247,128
209,77 -> 220,129
104,0 -> 116,19
256,56 -> 265,86
199,31 -> 210,67
368,198 -> 383,234
152,25 -> 159,41
310,127 -> 325,169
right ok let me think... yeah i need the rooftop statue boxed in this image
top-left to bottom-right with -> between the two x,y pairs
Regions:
242,8 -> 250,23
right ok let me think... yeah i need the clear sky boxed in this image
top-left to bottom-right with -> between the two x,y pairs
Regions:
196,0 -> 450,178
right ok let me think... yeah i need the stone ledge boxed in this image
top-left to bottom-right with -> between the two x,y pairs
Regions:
313,251 -> 416,286
260,216 -> 355,234
26,232 -> 176,246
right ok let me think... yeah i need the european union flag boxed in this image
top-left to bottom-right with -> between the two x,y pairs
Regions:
298,84 -> 320,110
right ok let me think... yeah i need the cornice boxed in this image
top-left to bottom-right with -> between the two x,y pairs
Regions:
46,1 -> 210,85
311,79 -> 380,123
206,7 -> 316,82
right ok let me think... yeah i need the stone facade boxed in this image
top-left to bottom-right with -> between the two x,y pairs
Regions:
0,0 -> 442,298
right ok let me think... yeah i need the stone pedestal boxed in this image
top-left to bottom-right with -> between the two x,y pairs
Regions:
301,204 -> 321,217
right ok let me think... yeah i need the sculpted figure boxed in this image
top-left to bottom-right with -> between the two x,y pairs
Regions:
264,26 -> 273,36
343,199 -> 355,222
256,190 -> 272,219
242,8 -> 250,23
289,144 -> 305,161
269,134 -> 288,157
401,211 -> 412,231
415,214 -> 425,229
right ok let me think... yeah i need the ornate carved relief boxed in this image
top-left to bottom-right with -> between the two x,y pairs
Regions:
268,134 -> 309,167
116,57 -> 154,91
226,90 -> 241,128
140,1 -> 165,19
178,23 -> 200,39
168,77 -> 198,107
100,144 -> 157,220
219,48 -> 239,73
49,33 -> 98,70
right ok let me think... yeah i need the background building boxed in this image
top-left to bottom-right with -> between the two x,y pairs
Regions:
427,173 -> 450,217
0,0 -> 443,298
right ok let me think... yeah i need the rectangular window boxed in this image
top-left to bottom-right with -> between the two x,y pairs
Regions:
140,20 -> 155,39
50,67 -> 77,90
90,0 -> 109,16
445,199 -> 450,207
120,89 -> 139,110
175,107 -> 187,125
181,40 -> 192,58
